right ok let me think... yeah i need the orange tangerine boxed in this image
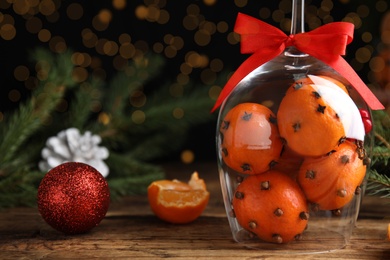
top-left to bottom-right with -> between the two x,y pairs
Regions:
387,223 -> 390,241
277,81 -> 346,157
273,145 -> 304,180
147,172 -> 209,224
232,170 -> 309,244
219,103 -> 283,175
286,75 -> 349,95
297,141 -> 366,211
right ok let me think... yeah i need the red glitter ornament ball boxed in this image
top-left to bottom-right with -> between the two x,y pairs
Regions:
37,162 -> 110,235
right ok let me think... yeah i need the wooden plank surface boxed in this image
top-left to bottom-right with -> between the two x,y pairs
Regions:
0,162 -> 389,259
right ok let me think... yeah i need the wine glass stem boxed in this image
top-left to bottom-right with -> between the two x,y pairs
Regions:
290,0 -> 305,35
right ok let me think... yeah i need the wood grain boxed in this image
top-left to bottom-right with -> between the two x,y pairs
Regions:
0,162 -> 389,259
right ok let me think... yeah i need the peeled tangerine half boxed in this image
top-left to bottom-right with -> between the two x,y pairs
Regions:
388,224 -> 390,241
277,75 -> 365,157
147,172 -> 210,224
220,103 -> 283,174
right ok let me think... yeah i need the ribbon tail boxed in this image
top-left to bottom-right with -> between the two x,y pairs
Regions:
325,56 -> 384,110
211,49 -> 282,112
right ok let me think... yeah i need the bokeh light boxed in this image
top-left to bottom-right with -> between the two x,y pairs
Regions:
113,0 -> 126,10
4,0 -> 385,93
14,65 -> 30,81
181,149 -> 195,164
66,3 -> 83,20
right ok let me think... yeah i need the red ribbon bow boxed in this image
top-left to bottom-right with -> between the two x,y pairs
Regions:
211,13 -> 384,112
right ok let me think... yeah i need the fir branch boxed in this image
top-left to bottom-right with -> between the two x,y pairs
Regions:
67,78 -> 104,131
0,49 -> 220,209
374,132 -> 390,149
125,91 -> 216,160
103,54 -> 164,116
108,173 -> 164,199
145,92 -> 215,127
0,49 -> 75,166
129,96 -> 214,133
0,104 -> 41,165
370,110 -> 390,168
113,78 -> 218,136
0,49 -> 77,209
128,129 -> 188,161
370,146 -> 390,166
30,48 -> 77,88
106,151 -> 164,198
104,89 -> 215,160
99,76 -> 217,155
372,110 -> 390,141
367,170 -> 390,198
366,110 -> 390,198
0,170 -> 43,208
106,151 -> 164,177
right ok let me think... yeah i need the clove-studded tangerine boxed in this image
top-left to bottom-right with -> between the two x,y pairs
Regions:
219,103 -> 283,175
232,170 -> 309,244
286,75 -> 349,95
273,145 -> 304,181
277,77 -> 346,157
297,140 -> 366,211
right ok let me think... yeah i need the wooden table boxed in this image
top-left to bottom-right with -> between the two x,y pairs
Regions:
0,162 -> 389,259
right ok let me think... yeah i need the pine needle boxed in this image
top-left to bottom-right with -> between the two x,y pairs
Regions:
0,47 -> 226,208
103,54 -> 164,116
367,170 -> 390,198
365,110 -> 390,198
0,49 -> 74,165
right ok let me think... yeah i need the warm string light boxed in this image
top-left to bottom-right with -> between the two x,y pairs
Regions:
2,0 -> 389,162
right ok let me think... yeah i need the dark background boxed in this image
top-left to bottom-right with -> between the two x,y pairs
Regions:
0,0 -> 388,162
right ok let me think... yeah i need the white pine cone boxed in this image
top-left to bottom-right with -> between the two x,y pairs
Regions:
39,128 -> 110,177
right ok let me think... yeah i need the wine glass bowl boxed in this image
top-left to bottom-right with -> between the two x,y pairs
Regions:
215,0 -> 374,254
